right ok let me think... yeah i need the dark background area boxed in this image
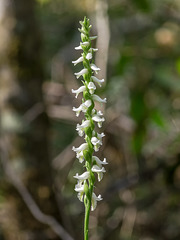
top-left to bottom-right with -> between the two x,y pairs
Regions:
0,0 -> 180,239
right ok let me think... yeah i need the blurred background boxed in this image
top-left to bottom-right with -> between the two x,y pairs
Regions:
0,0 -> 180,239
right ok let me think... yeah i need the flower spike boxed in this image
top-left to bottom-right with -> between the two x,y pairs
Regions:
72,16 -> 107,240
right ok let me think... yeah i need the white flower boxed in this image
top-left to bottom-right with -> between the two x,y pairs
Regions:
75,45 -> 83,50
74,171 -> 90,181
77,151 -> 84,163
97,132 -> 105,141
73,100 -> 92,117
92,156 -> 108,168
90,48 -> 98,52
92,113 -> 105,128
91,76 -> 104,87
81,41 -> 89,46
92,165 -> 106,181
92,94 -> 107,103
91,193 -> 103,211
86,52 -> 92,60
72,56 -> 84,66
74,68 -> 88,79
91,64 -> 100,73
97,110 -> 103,116
74,180 -> 86,202
90,36 -> 97,40
72,143 -> 88,162
88,82 -> 96,94
91,137 -> 102,152
72,105 -> 83,117
76,120 -> 91,136
81,100 -> 92,112
72,86 -> 86,98
75,181 -> 85,192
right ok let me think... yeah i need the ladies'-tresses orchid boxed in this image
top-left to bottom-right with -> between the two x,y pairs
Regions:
74,68 -> 88,79
73,99 -> 92,117
76,120 -> 91,137
72,16 -> 107,240
72,85 -> 86,98
91,76 -> 104,87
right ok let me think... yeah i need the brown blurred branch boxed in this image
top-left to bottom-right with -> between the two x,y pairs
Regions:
0,137 -> 74,240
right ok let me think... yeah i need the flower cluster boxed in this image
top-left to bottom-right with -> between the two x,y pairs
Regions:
72,17 -> 107,211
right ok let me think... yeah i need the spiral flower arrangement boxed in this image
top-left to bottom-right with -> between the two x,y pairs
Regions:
72,17 -> 107,240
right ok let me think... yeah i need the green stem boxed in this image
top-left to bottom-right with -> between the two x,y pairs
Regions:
84,198 -> 91,240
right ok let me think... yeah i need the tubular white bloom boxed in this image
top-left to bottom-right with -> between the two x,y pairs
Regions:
97,110 -> 104,116
91,76 -> 104,87
86,52 -> 92,60
72,56 -> 84,66
91,64 -> 100,73
75,68 -> 88,79
92,94 -> 107,103
72,143 -> 88,163
73,100 -> 92,117
72,105 -> 83,117
92,156 -> 108,168
88,82 -> 96,94
76,120 -> 91,136
77,151 -> 84,163
81,99 -> 92,112
78,192 -> 85,202
75,181 -> 85,202
90,48 -> 98,52
81,41 -> 89,46
74,182 -> 85,192
97,132 -> 105,142
74,171 -> 90,181
75,45 -> 83,50
91,193 -> 103,211
92,165 -> 106,181
91,137 -> 102,152
72,143 -> 88,154
89,36 -> 97,40
72,86 -> 86,98
92,114 -> 105,128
